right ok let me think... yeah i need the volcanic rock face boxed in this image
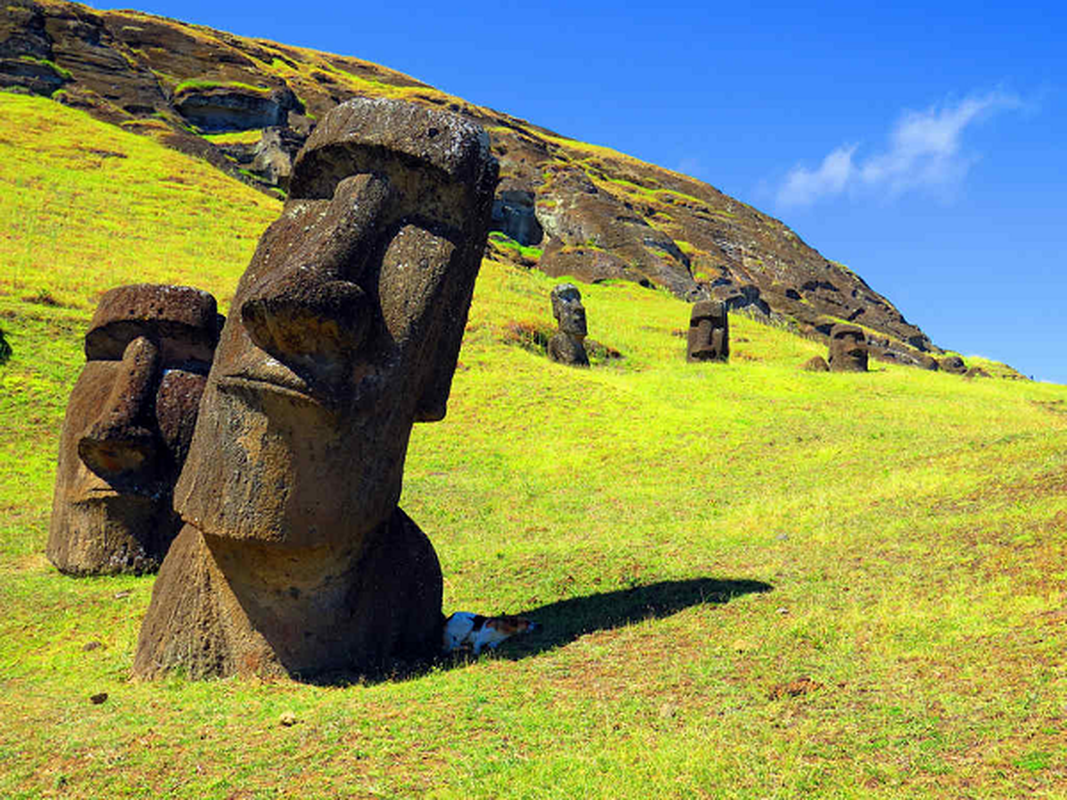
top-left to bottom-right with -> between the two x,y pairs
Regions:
547,283 -> 589,367
47,284 -> 220,575
827,324 -> 869,373
133,98 -> 499,680
686,300 -> 729,363
1,0 -> 945,364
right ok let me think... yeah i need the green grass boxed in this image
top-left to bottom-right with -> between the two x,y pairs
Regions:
488,231 -> 544,261
173,79 -> 273,96
2,91 -> 1067,799
17,55 -> 73,80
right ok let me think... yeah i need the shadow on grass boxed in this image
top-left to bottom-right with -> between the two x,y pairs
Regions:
304,577 -> 772,686
495,577 -> 773,660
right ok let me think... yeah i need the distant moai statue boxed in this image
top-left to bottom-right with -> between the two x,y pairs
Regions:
686,300 -> 729,362
47,284 -> 221,575
939,355 -> 967,375
133,98 -> 499,680
827,324 -> 868,372
547,283 -> 589,367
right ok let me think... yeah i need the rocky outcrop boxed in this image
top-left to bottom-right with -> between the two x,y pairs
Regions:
173,84 -> 302,132
1,0 -> 947,364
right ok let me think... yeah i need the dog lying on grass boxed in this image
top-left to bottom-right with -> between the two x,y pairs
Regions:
443,612 -> 539,655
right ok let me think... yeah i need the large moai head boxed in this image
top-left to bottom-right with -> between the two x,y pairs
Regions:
686,300 -> 729,362
135,98 -> 499,679
547,283 -> 590,366
48,285 -> 220,575
827,323 -> 868,372
173,98 -> 498,549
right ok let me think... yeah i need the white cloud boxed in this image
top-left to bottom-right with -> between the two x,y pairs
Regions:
776,90 -> 1022,208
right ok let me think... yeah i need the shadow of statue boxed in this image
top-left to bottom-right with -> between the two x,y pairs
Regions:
304,576 -> 772,685
490,576 -> 773,660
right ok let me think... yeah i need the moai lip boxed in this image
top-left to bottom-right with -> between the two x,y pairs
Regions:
687,300 -> 729,363
547,283 -> 590,367
134,98 -> 499,680
47,284 -> 221,576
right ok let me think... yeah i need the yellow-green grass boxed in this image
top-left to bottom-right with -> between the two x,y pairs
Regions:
0,93 -> 279,311
2,91 -> 1067,798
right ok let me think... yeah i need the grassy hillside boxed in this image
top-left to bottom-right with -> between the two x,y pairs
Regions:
2,93 -> 1066,798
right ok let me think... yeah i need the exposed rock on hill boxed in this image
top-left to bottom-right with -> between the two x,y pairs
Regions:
1,0 -> 942,361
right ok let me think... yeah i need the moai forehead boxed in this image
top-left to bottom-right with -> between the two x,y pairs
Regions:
690,299 -> 727,327
830,324 -> 866,344
85,284 -> 220,364
550,283 -> 584,319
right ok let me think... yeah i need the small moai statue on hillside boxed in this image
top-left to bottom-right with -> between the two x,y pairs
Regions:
939,355 -> 967,375
686,300 -> 729,362
47,284 -> 221,575
133,97 -> 499,680
827,323 -> 868,373
547,283 -> 589,367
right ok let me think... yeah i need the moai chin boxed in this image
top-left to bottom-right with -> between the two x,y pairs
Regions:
47,284 -> 220,575
133,98 -> 499,680
686,300 -> 729,362
827,323 -> 868,372
547,283 -> 589,367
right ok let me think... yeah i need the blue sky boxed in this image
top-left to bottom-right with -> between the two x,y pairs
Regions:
102,0 -> 1065,382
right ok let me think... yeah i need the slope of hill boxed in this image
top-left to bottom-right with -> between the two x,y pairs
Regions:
1,91 -> 1066,798
0,0 -> 961,370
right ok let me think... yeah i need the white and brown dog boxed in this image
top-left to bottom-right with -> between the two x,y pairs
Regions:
443,612 -> 539,655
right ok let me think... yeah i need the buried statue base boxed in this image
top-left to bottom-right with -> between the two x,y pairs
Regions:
133,510 -> 441,678
133,97 -> 498,680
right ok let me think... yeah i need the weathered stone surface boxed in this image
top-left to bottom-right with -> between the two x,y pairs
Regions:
827,324 -> 868,373
47,284 -> 220,576
134,98 -> 498,680
0,324 -> 10,364
686,300 -> 728,362
802,355 -> 830,372
547,283 -> 589,367
940,355 -> 967,375
174,85 -> 302,133
251,126 -> 299,188
964,366 -> 990,380
491,190 -> 543,247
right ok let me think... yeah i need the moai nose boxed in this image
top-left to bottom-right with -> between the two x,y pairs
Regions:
240,174 -> 393,387
78,336 -> 162,478
241,275 -> 372,381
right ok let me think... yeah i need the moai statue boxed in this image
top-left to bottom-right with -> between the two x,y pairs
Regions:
939,355 -> 967,375
47,285 -> 221,575
827,323 -> 868,372
547,283 -> 589,367
686,300 -> 729,362
133,98 -> 498,680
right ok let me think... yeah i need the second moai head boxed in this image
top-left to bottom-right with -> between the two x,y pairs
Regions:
828,323 -> 868,372
47,284 -> 221,575
686,300 -> 729,362
548,283 -> 589,366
